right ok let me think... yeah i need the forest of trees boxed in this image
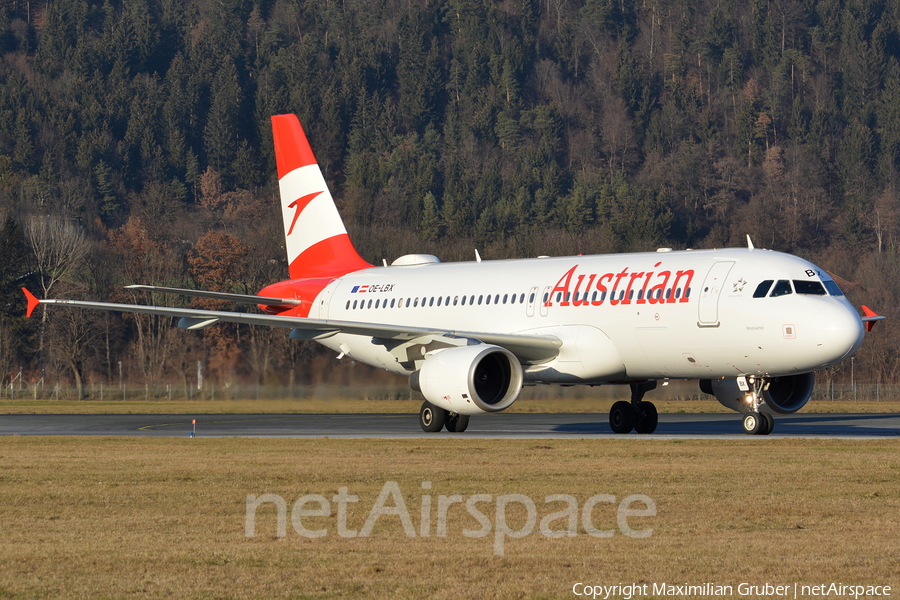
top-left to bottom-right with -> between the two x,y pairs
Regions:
1,0 -> 899,395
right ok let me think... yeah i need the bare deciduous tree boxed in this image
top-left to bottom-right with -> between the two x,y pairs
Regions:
25,215 -> 86,300
24,215 -> 87,371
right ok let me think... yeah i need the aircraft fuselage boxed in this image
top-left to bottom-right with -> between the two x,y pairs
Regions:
268,247 -> 863,384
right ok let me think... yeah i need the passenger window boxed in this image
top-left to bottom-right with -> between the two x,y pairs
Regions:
495,294 -> 500,304
437,297 -> 442,306
823,280 -> 843,296
530,293 -> 536,303
486,295 -> 491,305
753,280 -> 773,298
429,297 -> 434,307
346,301 -> 350,310
478,295 -> 483,305
414,298 -> 419,307
352,300 -> 358,309
770,280 -> 793,297
470,295 -> 475,305
405,298 -> 411,308
367,299 -> 373,308
391,299 -> 396,308
794,280 -> 826,295
453,296 -> 458,306
375,299 -> 380,308
519,293 -> 525,303
503,294 -> 508,304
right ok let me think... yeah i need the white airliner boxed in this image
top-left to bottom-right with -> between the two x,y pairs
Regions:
24,114 -> 884,435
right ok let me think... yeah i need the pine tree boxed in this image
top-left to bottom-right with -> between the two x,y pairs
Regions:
0,216 -> 36,378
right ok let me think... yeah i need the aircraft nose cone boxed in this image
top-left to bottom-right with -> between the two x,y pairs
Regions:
813,303 -> 865,363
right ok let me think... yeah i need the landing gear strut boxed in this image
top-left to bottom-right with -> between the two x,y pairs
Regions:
609,381 -> 658,434
741,376 -> 774,435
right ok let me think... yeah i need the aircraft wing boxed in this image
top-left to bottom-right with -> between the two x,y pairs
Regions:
23,289 -> 561,364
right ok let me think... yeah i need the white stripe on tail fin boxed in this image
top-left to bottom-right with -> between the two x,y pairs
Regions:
271,114 -> 371,279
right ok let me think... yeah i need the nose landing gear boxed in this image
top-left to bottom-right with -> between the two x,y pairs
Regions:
741,376 -> 774,435
741,411 -> 773,435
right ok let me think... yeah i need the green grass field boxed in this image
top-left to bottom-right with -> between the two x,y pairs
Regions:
1,437 -> 898,599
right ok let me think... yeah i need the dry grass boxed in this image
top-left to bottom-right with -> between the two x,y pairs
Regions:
1,397 -> 898,415
1,437 -> 898,599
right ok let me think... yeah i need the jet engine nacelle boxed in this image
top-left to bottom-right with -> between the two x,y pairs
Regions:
699,373 -> 816,414
410,344 -> 524,416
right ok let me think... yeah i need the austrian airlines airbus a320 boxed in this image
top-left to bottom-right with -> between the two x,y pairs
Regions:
24,114 -> 884,435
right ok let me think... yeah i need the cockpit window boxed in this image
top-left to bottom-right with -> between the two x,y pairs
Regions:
793,280 -> 827,295
753,280 -> 773,298
823,280 -> 844,296
769,280 -> 793,297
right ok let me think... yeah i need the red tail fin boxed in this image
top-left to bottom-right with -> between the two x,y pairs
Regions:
271,114 -> 371,279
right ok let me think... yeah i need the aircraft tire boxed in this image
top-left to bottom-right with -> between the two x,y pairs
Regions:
634,401 -> 658,434
420,402 -> 446,432
445,413 -> 470,432
759,412 -> 774,435
609,401 -> 636,434
742,412 -> 763,435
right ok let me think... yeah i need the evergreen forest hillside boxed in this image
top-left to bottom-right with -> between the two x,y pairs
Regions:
1,0 -> 899,392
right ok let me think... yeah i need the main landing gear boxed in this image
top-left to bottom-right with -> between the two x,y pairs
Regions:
419,401 -> 470,433
609,381 -> 659,434
741,376 -> 774,435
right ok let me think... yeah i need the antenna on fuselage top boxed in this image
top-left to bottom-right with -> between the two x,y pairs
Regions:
746,235 -> 755,251
475,249 -> 482,263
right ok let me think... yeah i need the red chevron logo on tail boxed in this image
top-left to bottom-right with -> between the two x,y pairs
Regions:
287,191 -> 323,236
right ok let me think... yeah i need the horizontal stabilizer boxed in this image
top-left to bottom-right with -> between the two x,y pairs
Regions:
124,285 -> 301,306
